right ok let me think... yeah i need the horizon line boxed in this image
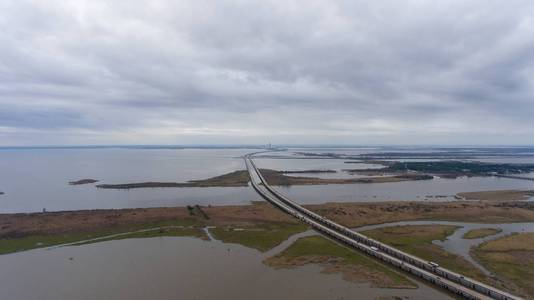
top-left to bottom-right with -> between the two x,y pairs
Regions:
1,144 -> 534,149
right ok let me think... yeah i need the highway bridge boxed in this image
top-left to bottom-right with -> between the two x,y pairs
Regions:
244,155 -> 521,300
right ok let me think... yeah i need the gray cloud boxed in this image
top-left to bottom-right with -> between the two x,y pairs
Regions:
1,0 -> 534,145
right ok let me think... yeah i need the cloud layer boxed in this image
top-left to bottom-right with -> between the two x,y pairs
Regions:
1,0 -> 534,145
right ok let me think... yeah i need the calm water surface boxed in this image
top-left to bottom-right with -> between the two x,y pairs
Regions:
0,148 -> 256,213
0,234 -> 452,300
274,176 -> 534,203
1,148 -> 533,213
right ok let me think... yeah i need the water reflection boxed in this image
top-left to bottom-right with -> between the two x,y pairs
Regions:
0,236 -> 452,300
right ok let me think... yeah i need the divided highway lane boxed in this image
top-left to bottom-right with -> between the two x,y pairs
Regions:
244,155 -> 521,300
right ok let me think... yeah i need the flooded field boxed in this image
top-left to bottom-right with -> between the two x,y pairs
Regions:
0,233 -> 452,300
355,221 -> 534,275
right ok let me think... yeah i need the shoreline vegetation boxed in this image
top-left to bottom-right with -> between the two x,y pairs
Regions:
210,222 -> 307,252
473,233 -> 534,299
306,199 -> 534,228
96,170 -> 250,189
457,190 -> 534,201
265,235 -> 417,289
343,161 -> 534,179
90,159 -> 534,190
362,225 -> 491,284
295,151 -> 534,160
94,169 -> 433,189
3,199 -> 534,253
278,169 -> 337,174
462,228 -> 503,239
0,202 -> 302,254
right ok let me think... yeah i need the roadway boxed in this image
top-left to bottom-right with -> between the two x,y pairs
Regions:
244,155 -> 521,300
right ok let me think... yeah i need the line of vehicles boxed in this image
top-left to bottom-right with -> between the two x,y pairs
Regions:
244,155 -> 521,300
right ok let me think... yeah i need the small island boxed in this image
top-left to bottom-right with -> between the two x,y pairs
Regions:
463,228 -> 503,239
0,191 -> 4,195
69,179 -> 99,185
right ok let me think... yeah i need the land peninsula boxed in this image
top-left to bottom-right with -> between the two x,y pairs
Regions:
94,169 -> 432,189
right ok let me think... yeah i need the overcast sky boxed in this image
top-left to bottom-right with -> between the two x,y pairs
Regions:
1,1 -> 534,146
